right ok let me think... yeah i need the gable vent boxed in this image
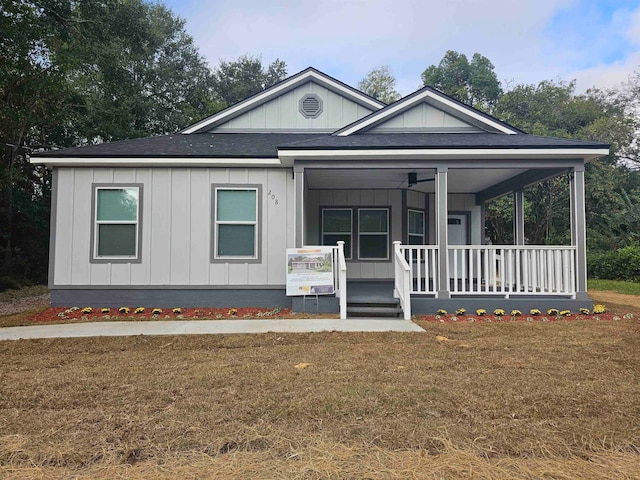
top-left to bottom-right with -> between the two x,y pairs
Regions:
299,94 -> 323,119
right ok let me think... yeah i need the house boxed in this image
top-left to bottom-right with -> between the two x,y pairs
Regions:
31,67 -> 609,318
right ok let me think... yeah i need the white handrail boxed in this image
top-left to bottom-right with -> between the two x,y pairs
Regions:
336,241 -> 347,319
393,241 -> 411,320
397,245 -> 439,294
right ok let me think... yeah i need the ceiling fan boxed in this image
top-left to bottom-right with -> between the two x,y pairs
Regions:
407,172 -> 435,188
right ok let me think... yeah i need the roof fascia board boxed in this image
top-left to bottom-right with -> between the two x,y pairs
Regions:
182,69 -> 385,134
29,157 -> 285,167
292,159 -> 584,170
334,89 -> 520,136
279,147 -> 610,160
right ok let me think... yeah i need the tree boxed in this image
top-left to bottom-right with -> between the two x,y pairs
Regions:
70,1 -> 218,142
0,0 -> 218,285
487,78 -> 640,251
211,55 -> 287,107
421,51 -> 502,112
357,65 -> 401,104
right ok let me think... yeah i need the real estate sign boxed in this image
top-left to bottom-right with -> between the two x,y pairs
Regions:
286,247 -> 334,296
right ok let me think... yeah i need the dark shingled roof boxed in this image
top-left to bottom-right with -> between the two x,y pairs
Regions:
32,132 -> 609,159
33,133 -> 328,158
279,133 -> 609,150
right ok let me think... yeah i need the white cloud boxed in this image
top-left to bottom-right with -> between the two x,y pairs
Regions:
571,52 -> 640,92
627,6 -> 640,44
167,0 -> 639,95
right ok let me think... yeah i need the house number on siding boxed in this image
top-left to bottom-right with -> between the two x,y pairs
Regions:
267,189 -> 279,205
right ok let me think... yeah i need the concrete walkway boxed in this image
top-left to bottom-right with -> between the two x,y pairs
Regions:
0,318 -> 425,341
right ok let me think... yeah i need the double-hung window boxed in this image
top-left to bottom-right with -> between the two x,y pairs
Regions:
358,208 -> 389,260
321,209 -> 352,259
407,209 -> 425,245
93,185 -> 141,261
213,187 -> 259,260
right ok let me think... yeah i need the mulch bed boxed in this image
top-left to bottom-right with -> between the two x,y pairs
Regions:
419,312 -> 627,323
21,306 -> 633,325
26,306 -> 296,323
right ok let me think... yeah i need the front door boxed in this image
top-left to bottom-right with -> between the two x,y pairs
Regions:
448,214 -> 468,279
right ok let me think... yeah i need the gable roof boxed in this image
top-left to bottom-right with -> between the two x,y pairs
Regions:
181,67 -> 386,134
333,86 -> 523,136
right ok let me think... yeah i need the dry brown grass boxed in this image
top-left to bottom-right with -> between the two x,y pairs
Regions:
1,320 -> 639,478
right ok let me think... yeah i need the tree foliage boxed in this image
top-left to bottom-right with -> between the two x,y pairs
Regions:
421,51 -> 502,111
211,55 -> 287,107
0,0 -> 219,285
357,65 -> 401,104
485,78 -> 640,252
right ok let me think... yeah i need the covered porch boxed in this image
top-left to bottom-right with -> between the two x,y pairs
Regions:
290,160 -> 593,318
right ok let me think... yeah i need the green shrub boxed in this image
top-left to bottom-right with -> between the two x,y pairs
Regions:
588,245 -> 640,281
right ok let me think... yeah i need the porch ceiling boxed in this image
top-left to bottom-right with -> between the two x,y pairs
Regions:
305,168 -> 529,193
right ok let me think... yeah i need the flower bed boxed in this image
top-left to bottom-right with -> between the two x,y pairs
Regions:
420,311 -> 632,323
26,306 -> 296,324
19,305 -> 635,325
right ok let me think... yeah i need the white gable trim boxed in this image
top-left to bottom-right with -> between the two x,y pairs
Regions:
181,69 -> 385,134
335,89 -> 520,136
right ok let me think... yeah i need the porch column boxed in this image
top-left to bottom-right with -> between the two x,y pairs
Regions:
435,166 -> 449,298
513,190 -> 525,245
570,166 -> 588,299
294,165 -> 305,247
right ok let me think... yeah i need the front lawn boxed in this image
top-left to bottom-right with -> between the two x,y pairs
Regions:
589,278 -> 640,296
1,320 -> 639,479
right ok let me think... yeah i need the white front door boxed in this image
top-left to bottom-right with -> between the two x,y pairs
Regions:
448,214 -> 468,279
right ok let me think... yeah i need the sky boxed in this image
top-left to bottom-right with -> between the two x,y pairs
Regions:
162,0 -> 640,96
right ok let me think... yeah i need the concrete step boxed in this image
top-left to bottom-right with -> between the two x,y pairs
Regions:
347,304 -> 403,318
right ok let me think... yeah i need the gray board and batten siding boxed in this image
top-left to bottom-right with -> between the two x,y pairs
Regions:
368,102 -> 483,133
51,167 -> 294,289
211,81 -> 376,132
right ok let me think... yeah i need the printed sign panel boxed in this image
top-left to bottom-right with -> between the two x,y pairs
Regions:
286,247 -> 334,296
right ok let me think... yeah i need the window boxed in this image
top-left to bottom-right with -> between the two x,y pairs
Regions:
407,209 -> 425,245
93,185 -> 141,261
358,208 -> 389,260
322,209 -> 352,259
214,187 -> 259,259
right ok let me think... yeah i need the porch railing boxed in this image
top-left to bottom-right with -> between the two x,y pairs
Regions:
398,245 -> 439,295
392,241 -> 412,319
334,241 -> 347,319
396,245 -> 577,297
448,246 -> 577,296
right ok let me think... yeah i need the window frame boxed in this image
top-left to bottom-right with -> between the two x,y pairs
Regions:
321,208 -> 353,260
357,208 -> 390,260
407,208 -> 425,245
90,183 -> 143,263
211,184 -> 262,263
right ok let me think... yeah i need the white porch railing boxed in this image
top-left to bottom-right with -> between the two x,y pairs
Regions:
334,241 -> 348,319
396,245 -> 577,298
398,245 -> 439,295
393,241 -> 412,319
448,246 -> 577,297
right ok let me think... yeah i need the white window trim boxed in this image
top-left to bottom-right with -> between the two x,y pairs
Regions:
358,208 -> 390,260
93,185 -> 140,261
407,208 -> 425,245
213,187 -> 259,260
321,208 -> 353,260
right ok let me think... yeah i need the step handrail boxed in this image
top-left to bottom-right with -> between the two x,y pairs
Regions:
393,241 -> 411,320
336,241 -> 347,319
